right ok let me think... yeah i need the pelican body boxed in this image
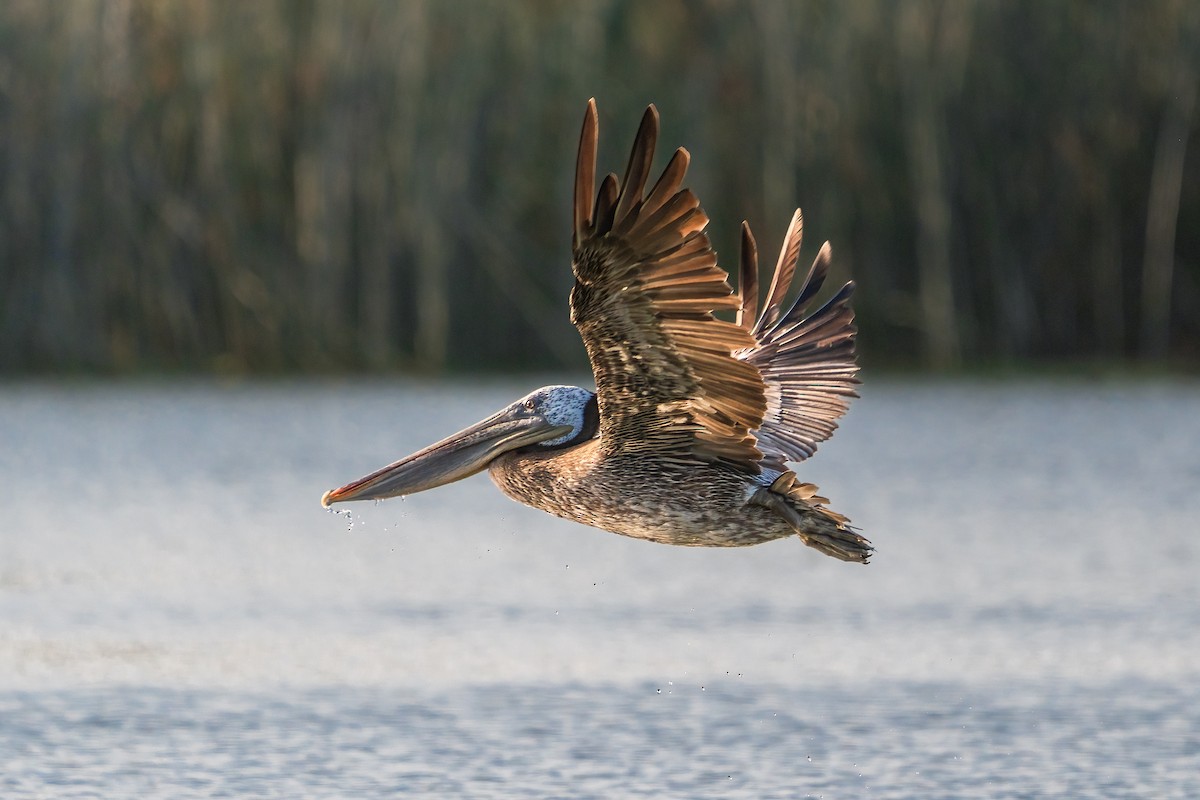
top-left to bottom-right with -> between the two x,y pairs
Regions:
323,101 -> 871,562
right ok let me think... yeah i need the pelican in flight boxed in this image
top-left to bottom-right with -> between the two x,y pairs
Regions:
323,100 -> 870,562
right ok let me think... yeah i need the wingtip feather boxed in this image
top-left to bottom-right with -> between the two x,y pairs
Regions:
574,100 -> 600,246
613,105 -> 660,227
754,209 -> 804,335
737,221 -> 759,329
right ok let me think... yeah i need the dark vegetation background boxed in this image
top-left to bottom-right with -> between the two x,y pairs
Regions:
1,0 -> 1197,375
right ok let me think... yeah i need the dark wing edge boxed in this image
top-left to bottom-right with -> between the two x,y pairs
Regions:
737,212 -> 859,466
570,100 -> 768,473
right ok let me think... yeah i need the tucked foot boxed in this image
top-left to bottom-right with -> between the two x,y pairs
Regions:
797,522 -> 872,563
752,473 -> 872,563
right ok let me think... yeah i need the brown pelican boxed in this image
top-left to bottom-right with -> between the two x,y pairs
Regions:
323,100 -> 870,562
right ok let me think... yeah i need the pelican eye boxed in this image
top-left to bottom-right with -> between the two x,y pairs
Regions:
524,399 -> 536,411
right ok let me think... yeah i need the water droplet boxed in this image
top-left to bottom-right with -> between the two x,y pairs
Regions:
327,506 -> 356,532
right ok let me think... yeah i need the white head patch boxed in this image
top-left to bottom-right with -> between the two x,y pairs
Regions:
524,385 -> 595,447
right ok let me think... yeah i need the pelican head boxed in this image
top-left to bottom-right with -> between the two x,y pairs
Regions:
321,385 -> 598,506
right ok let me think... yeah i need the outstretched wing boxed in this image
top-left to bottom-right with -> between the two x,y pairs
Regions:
737,211 -> 859,468
570,100 -> 768,474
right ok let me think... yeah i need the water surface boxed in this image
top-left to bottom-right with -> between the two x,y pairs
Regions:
2,378 -> 1198,797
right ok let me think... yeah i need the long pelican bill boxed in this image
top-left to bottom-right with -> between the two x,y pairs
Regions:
321,407 -> 573,507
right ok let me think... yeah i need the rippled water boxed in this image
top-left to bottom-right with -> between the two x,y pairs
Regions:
2,377 -> 1198,797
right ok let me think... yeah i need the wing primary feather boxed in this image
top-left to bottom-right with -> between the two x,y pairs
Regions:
791,241 -> 834,316
638,209 -> 708,254
629,190 -> 697,241
613,105 -> 659,228
736,221 -> 759,330
574,99 -> 599,246
593,173 -> 620,237
754,209 -> 803,335
640,148 -> 690,219
763,243 -> 837,338
781,282 -> 856,346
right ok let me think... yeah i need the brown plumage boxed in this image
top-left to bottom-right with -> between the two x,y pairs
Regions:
570,102 -> 767,473
323,100 -> 871,563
